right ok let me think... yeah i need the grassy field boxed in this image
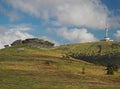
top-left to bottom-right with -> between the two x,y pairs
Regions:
0,43 -> 120,89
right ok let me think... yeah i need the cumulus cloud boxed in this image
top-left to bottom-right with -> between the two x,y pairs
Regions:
9,24 -> 33,31
40,36 -> 60,46
55,0 -> 109,29
0,25 -> 34,48
0,26 -> 7,33
3,0 -> 120,45
0,25 -> 59,48
114,30 -> 120,40
109,16 -> 120,29
57,27 -> 98,43
5,0 -> 111,29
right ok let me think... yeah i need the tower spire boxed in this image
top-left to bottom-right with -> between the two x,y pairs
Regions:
104,19 -> 111,41
105,19 -> 109,38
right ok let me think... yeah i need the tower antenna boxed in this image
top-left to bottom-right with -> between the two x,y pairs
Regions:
105,19 -> 109,38
104,19 -> 110,41
104,19 -> 113,41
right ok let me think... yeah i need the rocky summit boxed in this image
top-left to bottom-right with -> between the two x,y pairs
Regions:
11,38 -> 54,48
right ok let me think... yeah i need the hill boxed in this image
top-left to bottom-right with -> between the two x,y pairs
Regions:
56,41 -> 120,66
0,41 -> 120,89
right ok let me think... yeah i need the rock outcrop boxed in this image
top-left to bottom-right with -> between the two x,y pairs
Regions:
11,38 -> 54,48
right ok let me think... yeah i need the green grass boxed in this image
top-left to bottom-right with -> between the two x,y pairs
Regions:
56,41 -> 120,65
0,43 -> 120,89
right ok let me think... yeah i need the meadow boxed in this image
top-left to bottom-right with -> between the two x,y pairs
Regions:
0,42 -> 120,89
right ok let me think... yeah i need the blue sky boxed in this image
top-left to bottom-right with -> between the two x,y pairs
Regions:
0,0 -> 120,48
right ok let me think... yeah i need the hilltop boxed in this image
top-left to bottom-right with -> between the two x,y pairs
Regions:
0,40 -> 120,89
5,38 -> 54,48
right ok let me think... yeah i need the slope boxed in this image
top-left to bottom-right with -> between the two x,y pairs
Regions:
0,44 -> 120,89
56,41 -> 120,65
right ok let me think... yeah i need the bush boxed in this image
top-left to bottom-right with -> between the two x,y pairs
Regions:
106,64 -> 119,75
82,67 -> 85,74
4,45 -> 9,48
44,60 -> 52,65
44,60 -> 57,65
106,66 -> 114,75
112,64 -> 119,72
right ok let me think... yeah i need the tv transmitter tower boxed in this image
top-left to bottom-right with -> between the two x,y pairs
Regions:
104,20 -> 111,41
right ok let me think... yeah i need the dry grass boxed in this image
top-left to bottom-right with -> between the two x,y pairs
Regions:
0,45 -> 120,89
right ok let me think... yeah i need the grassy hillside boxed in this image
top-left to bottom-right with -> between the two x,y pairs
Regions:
56,41 -> 120,65
0,42 -> 120,89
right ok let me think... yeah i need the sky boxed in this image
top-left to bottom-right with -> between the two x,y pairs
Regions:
0,0 -> 120,48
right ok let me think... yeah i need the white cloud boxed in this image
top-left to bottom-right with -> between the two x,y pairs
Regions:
9,24 -> 33,31
3,0 -> 120,45
109,16 -> 120,29
0,25 -> 34,48
114,30 -> 120,40
55,0 -> 109,29
5,0 -> 111,29
0,26 -> 7,33
40,36 -> 60,46
0,25 -> 58,48
57,27 -> 98,43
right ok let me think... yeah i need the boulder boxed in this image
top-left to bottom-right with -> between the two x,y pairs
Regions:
11,40 -> 23,46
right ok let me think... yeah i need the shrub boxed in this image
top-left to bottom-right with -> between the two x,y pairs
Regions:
44,60 -> 57,65
4,45 -> 9,48
112,64 -> 119,72
106,66 -> 114,75
82,67 -> 85,74
106,64 -> 117,75
44,60 -> 52,65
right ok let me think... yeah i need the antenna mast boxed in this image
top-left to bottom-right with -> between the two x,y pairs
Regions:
104,19 -> 110,41
105,19 -> 109,38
